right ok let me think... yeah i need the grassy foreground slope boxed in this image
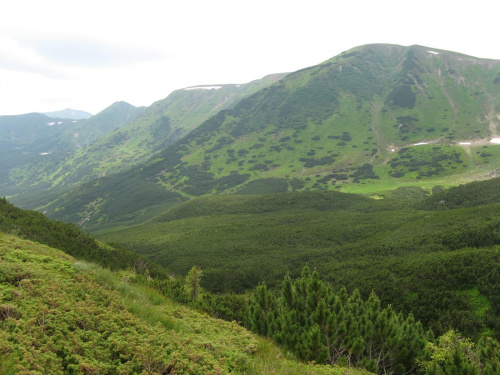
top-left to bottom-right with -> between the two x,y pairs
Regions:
0,196 -> 171,275
0,233 -> 370,375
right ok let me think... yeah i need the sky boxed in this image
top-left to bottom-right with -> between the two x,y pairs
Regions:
0,0 -> 499,116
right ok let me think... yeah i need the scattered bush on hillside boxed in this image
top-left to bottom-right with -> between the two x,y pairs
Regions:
387,85 -> 416,109
349,163 -> 379,180
235,178 -> 289,195
299,156 -> 335,168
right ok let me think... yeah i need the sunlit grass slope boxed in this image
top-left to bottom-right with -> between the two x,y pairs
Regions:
0,233 -> 371,374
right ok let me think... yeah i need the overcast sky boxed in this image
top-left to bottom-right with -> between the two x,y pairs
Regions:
1,0 -> 499,116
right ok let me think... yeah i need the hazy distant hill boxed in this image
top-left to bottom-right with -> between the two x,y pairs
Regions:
43,107 -> 93,119
1,74 -> 285,196
44,101 -> 146,150
0,112 -> 74,147
0,102 -> 145,195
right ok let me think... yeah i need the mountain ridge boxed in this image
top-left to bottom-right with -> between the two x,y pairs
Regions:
42,107 -> 93,119
1,74 -> 286,197
9,43 -> 500,228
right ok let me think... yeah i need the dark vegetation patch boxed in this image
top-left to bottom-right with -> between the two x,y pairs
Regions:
494,73 -> 500,84
299,156 -> 335,168
393,116 -> 420,134
179,167 -> 251,195
388,147 -> 463,179
387,85 -> 416,108
234,178 -> 289,195
349,163 -> 379,181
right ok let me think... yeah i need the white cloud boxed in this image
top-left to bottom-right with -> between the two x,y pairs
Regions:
18,36 -> 164,67
0,0 -> 499,115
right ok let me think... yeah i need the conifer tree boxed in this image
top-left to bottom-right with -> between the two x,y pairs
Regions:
185,266 -> 203,299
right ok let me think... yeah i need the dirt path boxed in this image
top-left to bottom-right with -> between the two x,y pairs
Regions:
486,97 -> 498,138
369,97 -> 385,162
438,74 -> 458,129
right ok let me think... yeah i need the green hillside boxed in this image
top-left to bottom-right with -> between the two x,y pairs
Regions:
0,197 -> 169,276
0,113 -> 74,147
0,233 -> 370,374
4,186 -> 500,374
2,74 -> 285,199
140,44 -> 500,197
1,102 -> 146,195
95,180 -> 500,341
11,44 -> 500,228
45,101 -> 146,149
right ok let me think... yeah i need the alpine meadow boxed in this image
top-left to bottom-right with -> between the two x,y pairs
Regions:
3,43 -> 500,374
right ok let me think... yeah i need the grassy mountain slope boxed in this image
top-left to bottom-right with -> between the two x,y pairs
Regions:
138,44 -> 500,197
12,44 -> 500,229
0,233 -> 370,374
0,114 -> 75,186
95,180 -> 500,339
0,113 -> 74,147
10,171 -> 187,230
1,102 -> 145,195
45,101 -> 146,149
3,74 -> 285,199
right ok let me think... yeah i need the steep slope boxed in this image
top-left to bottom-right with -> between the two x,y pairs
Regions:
45,101 -> 146,149
0,113 -> 77,192
1,102 -> 145,195
63,74 -> 286,180
140,44 -> 500,197
0,233 -> 368,374
0,197 -> 168,275
0,113 -> 73,147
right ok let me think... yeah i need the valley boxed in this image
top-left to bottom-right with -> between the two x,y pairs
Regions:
2,43 -> 500,374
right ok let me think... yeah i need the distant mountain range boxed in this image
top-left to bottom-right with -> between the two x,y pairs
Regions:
1,74 -> 285,196
42,108 -> 93,119
6,43 -> 500,228
0,102 -> 146,195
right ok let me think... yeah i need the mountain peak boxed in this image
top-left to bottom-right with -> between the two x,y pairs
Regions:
43,108 -> 93,119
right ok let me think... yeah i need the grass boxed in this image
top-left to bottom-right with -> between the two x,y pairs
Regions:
1,233 -> 371,374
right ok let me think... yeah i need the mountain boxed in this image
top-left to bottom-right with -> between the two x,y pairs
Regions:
0,113 -> 76,190
42,101 -> 146,150
1,75 -> 285,197
42,107 -> 93,119
10,44 -> 500,228
139,43 -> 500,197
0,102 -> 145,195
0,112 -> 74,148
